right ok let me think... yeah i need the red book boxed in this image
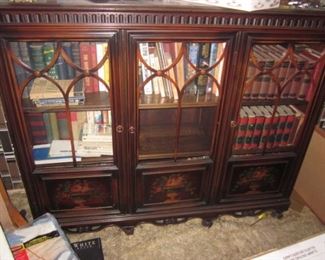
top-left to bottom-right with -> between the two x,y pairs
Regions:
273,106 -> 287,148
242,106 -> 256,150
258,106 -> 272,150
243,60 -> 257,99
26,113 -> 48,145
232,108 -> 248,151
79,42 -> 93,93
90,43 -> 99,92
250,106 -> 265,149
279,105 -> 296,147
264,106 -> 279,149
287,105 -> 304,145
304,49 -> 325,102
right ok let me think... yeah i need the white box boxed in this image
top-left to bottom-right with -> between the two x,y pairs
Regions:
183,0 -> 281,12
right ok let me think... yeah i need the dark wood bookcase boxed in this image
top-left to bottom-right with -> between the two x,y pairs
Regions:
0,1 -> 324,233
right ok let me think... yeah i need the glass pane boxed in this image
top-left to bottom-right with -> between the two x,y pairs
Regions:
178,107 -> 216,154
75,110 -> 113,159
138,40 -> 226,159
234,41 -> 324,156
10,40 -> 113,166
138,41 -> 226,106
139,108 -> 177,157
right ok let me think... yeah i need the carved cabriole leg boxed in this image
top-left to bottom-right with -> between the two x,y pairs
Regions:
121,225 -> 135,235
201,218 -> 213,228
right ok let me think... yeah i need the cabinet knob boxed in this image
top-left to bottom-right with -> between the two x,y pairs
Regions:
116,125 -> 124,133
230,120 -> 238,128
129,126 -> 136,134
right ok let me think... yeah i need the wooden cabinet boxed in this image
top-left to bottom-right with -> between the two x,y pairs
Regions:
0,1 -> 324,233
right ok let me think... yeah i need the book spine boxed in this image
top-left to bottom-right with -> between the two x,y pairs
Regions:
90,43 -> 99,92
62,42 -> 75,79
232,110 -> 248,151
42,42 -> 59,79
49,113 -> 60,140
43,113 -> 53,143
266,114 -> 279,149
26,113 -> 48,144
280,113 -> 295,147
196,42 -> 211,96
185,42 -> 200,95
139,42 -> 153,95
28,42 -> 45,71
79,42 -> 93,93
243,61 -> 257,99
242,108 -> 256,150
56,112 -> 69,139
258,111 -> 272,150
251,112 -> 265,150
273,110 -> 287,148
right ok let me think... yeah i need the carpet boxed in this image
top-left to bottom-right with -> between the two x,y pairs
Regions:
8,189 -> 325,260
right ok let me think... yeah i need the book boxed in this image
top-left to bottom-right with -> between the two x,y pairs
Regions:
242,106 -> 256,150
139,42 -> 153,95
33,144 -> 80,165
90,42 -> 99,92
265,105 -> 279,149
196,42 -> 211,96
42,42 -> 59,80
71,238 -> 104,260
258,106 -> 273,150
56,112 -> 69,140
49,140 -> 72,157
273,106 -> 287,148
232,108 -> 248,151
279,105 -> 296,147
79,42 -> 93,93
81,123 -> 112,142
250,106 -> 265,149
27,113 -> 48,145
28,42 -> 45,71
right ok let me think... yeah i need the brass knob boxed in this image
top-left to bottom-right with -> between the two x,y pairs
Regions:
129,126 -> 135,134
116,125 -> 124,133
230,120 -> 237,128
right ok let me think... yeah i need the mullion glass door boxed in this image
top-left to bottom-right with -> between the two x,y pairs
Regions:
137,40 -> 227,160
232,42 -> 325,156
9,40 -> 114,166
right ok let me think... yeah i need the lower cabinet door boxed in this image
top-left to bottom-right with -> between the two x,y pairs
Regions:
38,171 -> 119,212
220,156 -> 295,202
135,163 -> 210,211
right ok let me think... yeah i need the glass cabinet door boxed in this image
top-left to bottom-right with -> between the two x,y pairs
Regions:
9,40 -> 114,166
137,41 -> 227,160
232,42 -> 325,155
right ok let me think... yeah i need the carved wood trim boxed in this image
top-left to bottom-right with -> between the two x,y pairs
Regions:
0,10 -> 324,31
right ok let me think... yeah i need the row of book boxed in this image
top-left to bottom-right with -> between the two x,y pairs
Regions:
27,110 -> 112,145
139,42 -> 225,100
30,78 -> 85,107
10,41 -> 110,95
243,44 -> 324,101
233,105 -> 303,151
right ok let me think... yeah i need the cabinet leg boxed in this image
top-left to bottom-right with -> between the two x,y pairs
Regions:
121,225 -> 135,235
201,218 -> 213,228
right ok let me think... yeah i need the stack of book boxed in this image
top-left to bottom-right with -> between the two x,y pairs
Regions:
244,44 -> 323,102
32,140 -> 81,165
139,41 -> 225,102
76,123 -> 113,157
233,105 -> 303,152
30,78 -> 85,107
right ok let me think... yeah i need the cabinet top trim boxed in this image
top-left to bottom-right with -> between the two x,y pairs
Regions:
0,4 -> 324,31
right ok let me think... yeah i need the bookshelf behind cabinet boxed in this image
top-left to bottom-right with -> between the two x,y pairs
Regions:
0,1 -> 324,233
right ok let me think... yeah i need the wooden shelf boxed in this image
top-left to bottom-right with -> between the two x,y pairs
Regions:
139,93 -> 219,109
139,124 -> 211,157
23,92 -> 110,113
